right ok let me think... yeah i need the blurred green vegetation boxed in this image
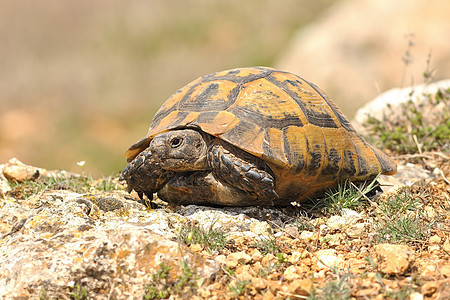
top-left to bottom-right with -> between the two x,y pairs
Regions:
0,0 -> 338,176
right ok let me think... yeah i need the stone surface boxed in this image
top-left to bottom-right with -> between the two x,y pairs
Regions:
0,179 -> 277,299
276,0 -> 450,117
1,152 -> 448,298
353,80 -> 450,127
373,244 -> 415,275
0,189 -> 221,298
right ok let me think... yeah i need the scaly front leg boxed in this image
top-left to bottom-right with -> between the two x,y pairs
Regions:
121,148 -> 174,202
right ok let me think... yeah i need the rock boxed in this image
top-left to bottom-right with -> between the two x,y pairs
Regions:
410,292 -> 424,300
283,265 -> 302,281
215,255 -> 227,265
316,249 -> 345,270
345,223 -> 365,238
327,211 -> 362,232
277,0 -> 450,117
250,249 -> 263,262
354,80 -> 450,126
0,173 -> 11,196
0,199 -> 220,298
288,251 -> 303,264
419,263 -> 438,277
421,281 -> 438,297
1,185 -> 287,299
341,209 -> 362,223
235,264 -> 255,281
226,251 -> 252,267
327,216 -> 346,230
373,244 -> 415,275
323,233 -> 345,246
2,158 -> 40,183
283,226 -> 300,238
443,238 -> 450,253
288,278 -> 313,296
299,231 -> 315,240
441,264 -> 450,278
377,165 -> 436,189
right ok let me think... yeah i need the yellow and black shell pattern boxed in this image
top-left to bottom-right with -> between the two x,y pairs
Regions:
126,67 -> 396,202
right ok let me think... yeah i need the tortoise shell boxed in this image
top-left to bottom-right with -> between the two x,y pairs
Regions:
126,67 -> 396,202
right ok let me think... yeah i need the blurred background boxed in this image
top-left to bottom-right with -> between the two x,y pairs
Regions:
1,0 -> 449,176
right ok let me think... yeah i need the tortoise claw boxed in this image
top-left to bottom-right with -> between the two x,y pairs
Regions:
144,191 -> 153,200
127,185 -> 133,193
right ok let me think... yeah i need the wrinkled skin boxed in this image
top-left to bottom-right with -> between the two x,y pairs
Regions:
121,129 -> 278,206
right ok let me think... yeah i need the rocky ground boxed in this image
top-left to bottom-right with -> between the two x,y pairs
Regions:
0,84 -> 449,299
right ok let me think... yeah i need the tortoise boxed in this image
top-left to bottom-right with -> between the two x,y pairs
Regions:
121,67 -> 396,206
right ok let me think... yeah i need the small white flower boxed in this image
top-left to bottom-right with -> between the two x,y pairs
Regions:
77,161 -> 86,167
405,180 -> 414,187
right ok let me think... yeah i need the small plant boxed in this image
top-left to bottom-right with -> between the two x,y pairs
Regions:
364,87 -> 449,155
257,262 -> 279,278
374,189 -> 432,244
39,287 -> 49,300
143,261 -> 199,299
69,283 -> 90,300
310,268 -> 352,300
177,222 -> 228,252
384,284 -> 414,300
376,215 -> 429,244
313,176 -> 380,215
228,279 -> 250,297
254,237 -> 279,255
377,190 -> 422,216
292,213 -> 314,232
144,262 -> 172,299
175,261 -> 197,292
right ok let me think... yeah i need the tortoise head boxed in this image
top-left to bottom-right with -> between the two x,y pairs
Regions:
149,129 -> 209,171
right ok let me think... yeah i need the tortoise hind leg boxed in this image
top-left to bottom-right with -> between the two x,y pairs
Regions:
208,140 -> 278,205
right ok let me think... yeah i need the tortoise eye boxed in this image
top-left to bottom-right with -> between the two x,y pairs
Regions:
170,137 -> 183,148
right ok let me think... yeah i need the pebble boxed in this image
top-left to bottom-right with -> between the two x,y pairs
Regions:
190,243 -> 203,252
443,238 -> 450,252
215,255 -> 227,265
316,249 -> 345,270
419,263 -> 437,277
288,251 -> 303,264
323,233 -> 344,246
441,264 -> 450,277
327,216 -> 346,230
249,221 -> 271,236
261,253 -> 276,266
410,292 -> 424,300
283,265 -> 302,280
341,209 -> 362,223
421,281 -> 438,297
288,278 -> 313,296
0,177 -> 11,195
249,249 -> 263,262
2,158 -> 40,183
226,251 -> 251,268
345,223 -> 365,238
299,231 -> 315,240
283,226 -> 300,238
373,244 -> 415,275
429,235 -> 441,244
